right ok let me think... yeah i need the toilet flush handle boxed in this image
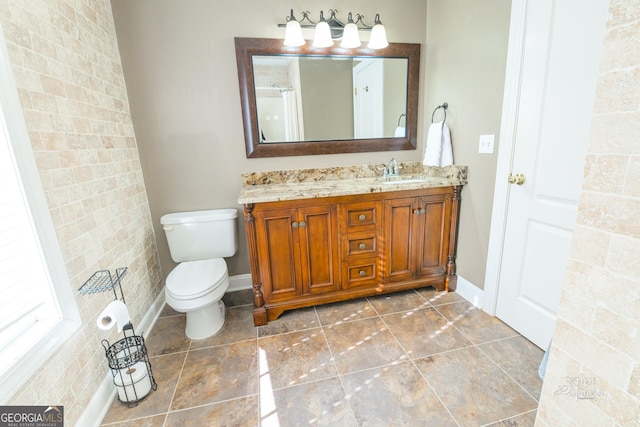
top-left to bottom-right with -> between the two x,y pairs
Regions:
163,225 -> 173,231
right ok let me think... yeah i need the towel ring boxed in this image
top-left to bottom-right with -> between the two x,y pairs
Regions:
397,113 -> 406,127
431,102 -> 448,123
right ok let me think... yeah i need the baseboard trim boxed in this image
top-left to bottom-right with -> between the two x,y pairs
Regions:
78,290 -> 166,427
228,273 -> 252,292
456,276 -> 484,308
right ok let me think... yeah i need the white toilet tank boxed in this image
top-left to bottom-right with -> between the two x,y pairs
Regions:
161,209 -> 238,262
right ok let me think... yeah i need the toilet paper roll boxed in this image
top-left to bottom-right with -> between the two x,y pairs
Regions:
114,361 -> 152,402
97,300 -> 130,332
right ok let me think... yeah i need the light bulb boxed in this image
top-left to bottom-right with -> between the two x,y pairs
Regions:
340,13 -> 361,48
283,9 -> 305,47
313,11 -> 333,48
284,20 -> 305,47
367,14 -> 388,49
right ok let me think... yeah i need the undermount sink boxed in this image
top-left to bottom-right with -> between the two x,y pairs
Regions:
379,176 -> 439,184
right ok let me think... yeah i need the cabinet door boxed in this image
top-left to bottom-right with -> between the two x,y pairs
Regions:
383,197 -> 418,282
254,208 -> 301,301
298,205 -> 340,294
416,194 -> 452,277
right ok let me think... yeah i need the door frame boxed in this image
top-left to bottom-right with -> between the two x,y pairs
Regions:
482,0 -> 527,315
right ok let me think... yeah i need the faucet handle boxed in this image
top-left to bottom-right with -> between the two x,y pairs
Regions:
383,165 -> 389,177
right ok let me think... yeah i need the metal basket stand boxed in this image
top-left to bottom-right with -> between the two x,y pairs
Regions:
101,323 -> 157,407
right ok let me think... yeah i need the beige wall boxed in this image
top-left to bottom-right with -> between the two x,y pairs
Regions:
0,0 -> 162,424
425,0 -> 512,288
536,1 -> 640,424
110,0 -> 429,281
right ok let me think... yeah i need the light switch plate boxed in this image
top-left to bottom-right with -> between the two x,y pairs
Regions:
479,134 -> 495,154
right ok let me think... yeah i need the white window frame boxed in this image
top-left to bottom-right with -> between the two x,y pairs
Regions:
0,25 -> 80,403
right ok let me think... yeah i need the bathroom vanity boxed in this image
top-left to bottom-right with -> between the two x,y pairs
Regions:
238,163 -> 467,326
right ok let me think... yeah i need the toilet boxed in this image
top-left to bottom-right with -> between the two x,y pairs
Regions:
160,209 -> 238,340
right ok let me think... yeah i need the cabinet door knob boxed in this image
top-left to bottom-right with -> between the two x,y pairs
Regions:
359,270 -> 366,277
420,208 -> 425,215
358,214 -> 366,221
292,221 -> 299,228
359,243 -> 366,250
299,221 -> 306,228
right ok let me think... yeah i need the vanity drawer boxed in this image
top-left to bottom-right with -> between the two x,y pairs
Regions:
342,259 -> 378,289
343,234 -> 378,258
340,201 -> 382,232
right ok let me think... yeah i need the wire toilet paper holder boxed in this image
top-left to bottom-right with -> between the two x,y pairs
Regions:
101,323 -> 157,406
79,267 -> 158,407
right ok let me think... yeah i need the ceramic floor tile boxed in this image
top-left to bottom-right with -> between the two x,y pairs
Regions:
101,352 -> 186,424
258,328 -> 337,389
145,315 -> 191,356
383,307 -> 473,358
479,336 -> 545,400
436,301 -> 518,344
165,395 -> 259,426
342,362 -> 457,426
222,289 -> 254,308
171,340 -> 258,410
314,297 -> 377,325
101,414 -> 167,427
417,287 -> 466,306
257,307 -> 319,337
415,346 -> 538,426
323,317 -> 407,374
486,409 -> 537,426
367,289 -> 431,315
190,305 -> 257,349
266,377 -> 357,427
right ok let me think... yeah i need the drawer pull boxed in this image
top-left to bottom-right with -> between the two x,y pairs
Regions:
359,243 -> 366,250
358,214 -> 366,221
359,270 -> 366,277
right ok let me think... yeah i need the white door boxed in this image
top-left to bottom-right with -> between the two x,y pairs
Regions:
353,60 -> 383,138
487,0 -> 608,349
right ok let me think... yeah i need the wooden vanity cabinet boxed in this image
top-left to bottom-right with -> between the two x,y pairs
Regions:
253,204 -> 339,302
244,186 -> 461,326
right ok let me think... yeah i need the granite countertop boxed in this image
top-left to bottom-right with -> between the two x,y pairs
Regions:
238,162 -> 468,204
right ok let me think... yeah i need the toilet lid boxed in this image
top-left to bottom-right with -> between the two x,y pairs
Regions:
166,258 -> 227,300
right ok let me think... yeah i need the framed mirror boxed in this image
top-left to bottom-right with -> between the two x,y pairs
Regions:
235,38 -> 421,158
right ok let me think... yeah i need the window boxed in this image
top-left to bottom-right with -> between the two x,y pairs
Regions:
0,29 -> 79,403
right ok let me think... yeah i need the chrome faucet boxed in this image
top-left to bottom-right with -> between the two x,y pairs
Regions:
384,157 -> 399,177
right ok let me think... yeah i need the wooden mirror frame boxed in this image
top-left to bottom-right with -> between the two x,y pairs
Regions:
234,37 -> 421,158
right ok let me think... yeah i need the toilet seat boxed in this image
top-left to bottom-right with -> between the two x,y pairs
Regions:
166,258 -> 227,301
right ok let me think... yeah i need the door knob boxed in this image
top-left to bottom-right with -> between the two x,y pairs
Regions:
508,173 -> 526,185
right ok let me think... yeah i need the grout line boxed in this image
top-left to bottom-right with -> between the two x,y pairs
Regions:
161,339 -> 193,427
479,408 -> 538,427
474,338 -> 542,404
376,304 -> 462,427
315,305 -> 361,426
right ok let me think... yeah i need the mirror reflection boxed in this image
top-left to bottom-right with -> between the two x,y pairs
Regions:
253,56 -> 408,143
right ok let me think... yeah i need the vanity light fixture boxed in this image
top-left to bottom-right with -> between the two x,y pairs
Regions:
280,9 -> 389,49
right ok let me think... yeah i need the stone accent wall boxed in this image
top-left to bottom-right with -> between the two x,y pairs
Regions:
0,1 -> 162,424
536,1 -> 640,425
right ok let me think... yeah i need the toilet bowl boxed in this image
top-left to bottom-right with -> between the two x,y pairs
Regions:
161,209 -> 238,340
165,258 -> 230,339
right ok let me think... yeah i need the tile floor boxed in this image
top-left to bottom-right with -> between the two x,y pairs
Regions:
100,288 -> 544,427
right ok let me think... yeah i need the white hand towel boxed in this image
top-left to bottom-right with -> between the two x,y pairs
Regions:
440,122 -> 453,166
394,126 -> 406,137
423,121 -> 453,166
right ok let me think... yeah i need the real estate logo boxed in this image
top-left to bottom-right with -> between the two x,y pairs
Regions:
0,406 -> 63,427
